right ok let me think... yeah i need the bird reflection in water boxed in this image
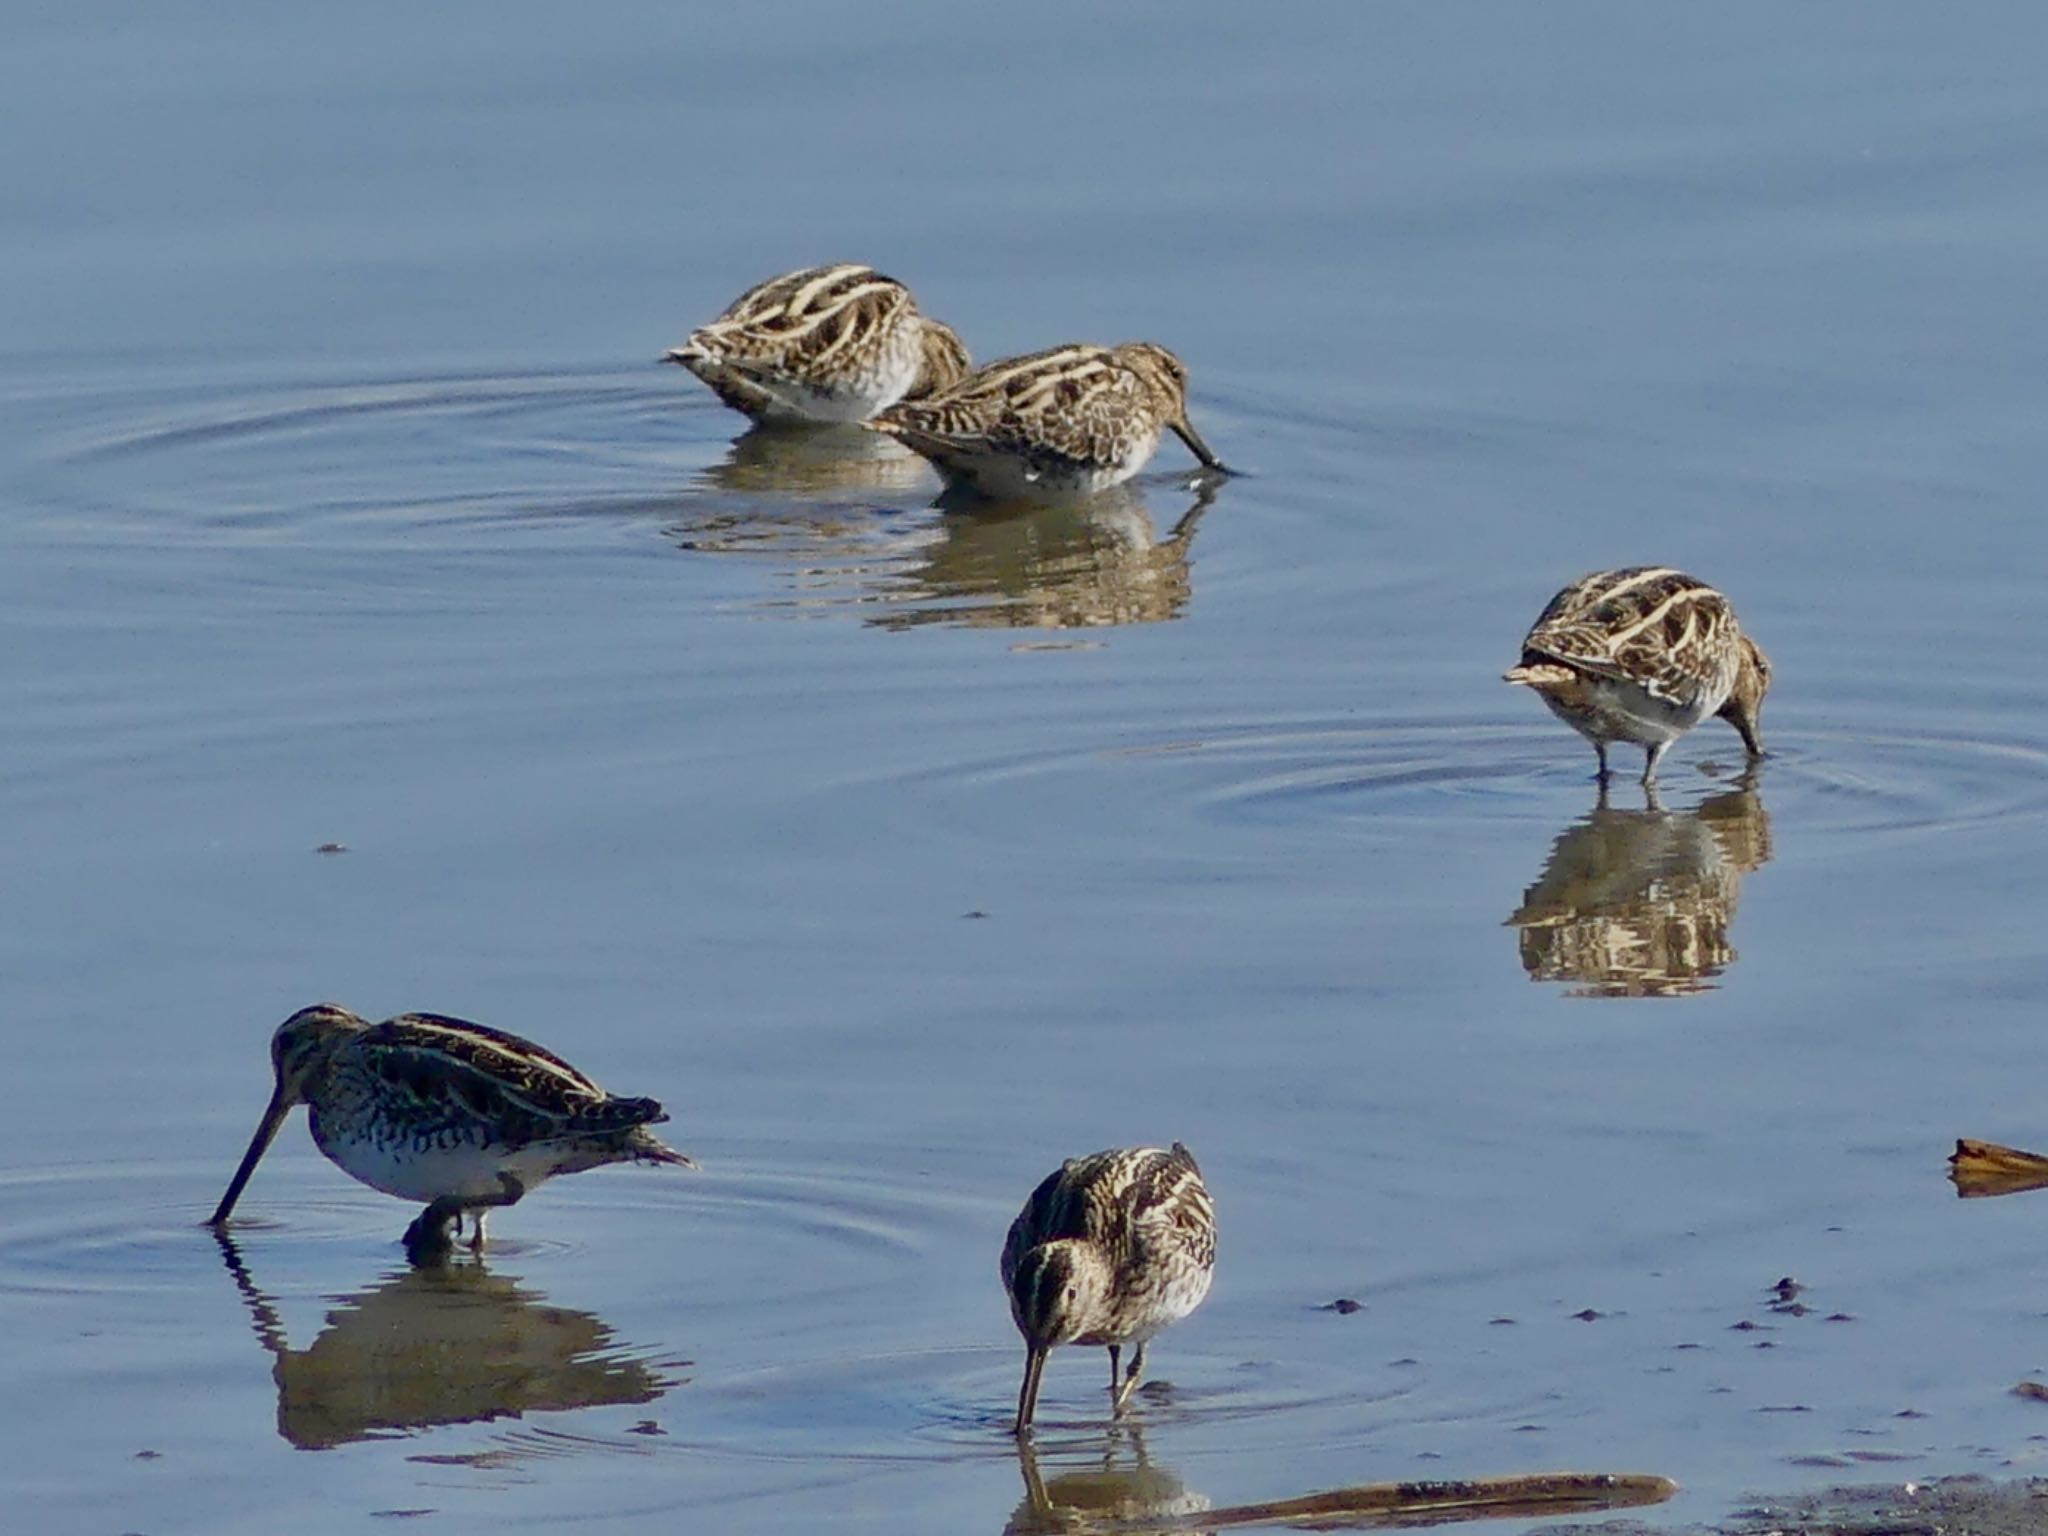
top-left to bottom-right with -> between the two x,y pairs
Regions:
669,431 -> 1218,631
214,1230 -> 674,1450
870,479 -> 1216,632
1006,1429 -> 1211,1536
666,421 -> 947,606
1508,777 -> 1772,998
1004,1432 -> 1678,1533
698,421 -> 939,500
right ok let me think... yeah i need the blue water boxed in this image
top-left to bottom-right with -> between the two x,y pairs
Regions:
5,5 -> 2048,1532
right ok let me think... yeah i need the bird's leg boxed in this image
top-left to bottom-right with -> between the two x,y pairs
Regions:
1593,741 -> 1611,782
405,1174 -> 523,1265
1113,1341 -> 1148,1414
1106,1344 -> 1122,1411
460,1172 -> 525,1255
1641,740 -> 1670,785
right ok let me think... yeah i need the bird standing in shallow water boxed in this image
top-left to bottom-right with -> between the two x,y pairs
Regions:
1000,1143 -> 1215,1433
209,1005 -> 693,1261
1504,566 -> 1771,785
872,342 -> 1231,501
665,263 -> 970,425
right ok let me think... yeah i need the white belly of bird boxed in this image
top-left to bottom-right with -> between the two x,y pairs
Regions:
1548,673 -> 1721,748
310,1110 -> 578,1204
757,376 -> 897,424
940,431 -> 1160,502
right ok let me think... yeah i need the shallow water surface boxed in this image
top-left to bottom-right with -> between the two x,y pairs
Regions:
5,5 -> 2048,1533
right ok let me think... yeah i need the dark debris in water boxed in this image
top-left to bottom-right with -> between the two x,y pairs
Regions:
314,842 -> 347,854
1319,1296 -> 1363,1314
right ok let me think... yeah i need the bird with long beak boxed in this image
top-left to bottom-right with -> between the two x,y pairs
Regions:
1504,566 -> 1772,785
999,1144 -> 1215,1433
872,342 -> 1232,502
209,1005 -> 692,1260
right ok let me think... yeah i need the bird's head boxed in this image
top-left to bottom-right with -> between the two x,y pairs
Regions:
1720,633 -> 1772,757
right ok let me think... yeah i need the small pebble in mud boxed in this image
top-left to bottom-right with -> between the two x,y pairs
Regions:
1489,1316 -> 1516,1326
1320,1297 -> 1363,1314
1573,1308 -> 1604,1321
625,1420 -> 666,1435
961,910 -> 988,919
315,842 -> 347,854
2015,1380 -> 2048,1402
133,1450 -> 160,1460
1729,1319 -> 1770,1331
1770,1301 -> 1812,1317
1825,1311 -> 1855,1322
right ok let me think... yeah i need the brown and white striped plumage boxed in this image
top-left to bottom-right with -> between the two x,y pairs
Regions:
1000,1143 -> 1216,1432
666,263 -> 970,424
872,342 -> 1229,501
1505,567 -> 1771,783
209,1005 -> 692,1260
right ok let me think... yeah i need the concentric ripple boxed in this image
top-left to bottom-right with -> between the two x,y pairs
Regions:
653,1342 -> 1414,1466
19,365 -> 714,548
12,364 -> 1267,631
0,1160 -> 408,1299
864,711 -> 2048,853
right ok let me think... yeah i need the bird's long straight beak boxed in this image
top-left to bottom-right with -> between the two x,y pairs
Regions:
1172,417 -> 1232,475
1015,1344 -> 1049,1435
209,1084 -> 292,1226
